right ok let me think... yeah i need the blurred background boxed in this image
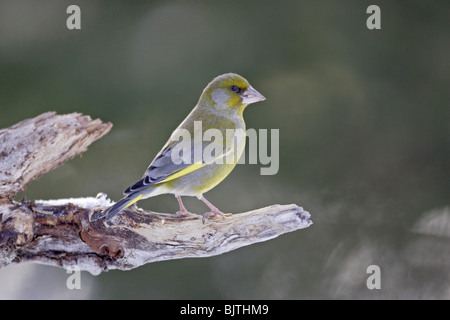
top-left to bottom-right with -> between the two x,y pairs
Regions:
0,0 -> 449,299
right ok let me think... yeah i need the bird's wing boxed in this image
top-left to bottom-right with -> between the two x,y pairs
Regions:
124,141 -> 192,194
123,112 -> 243,196
123,135 -> 238,195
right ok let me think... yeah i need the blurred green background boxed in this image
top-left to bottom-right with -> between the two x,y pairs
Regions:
1,0 -> 449,299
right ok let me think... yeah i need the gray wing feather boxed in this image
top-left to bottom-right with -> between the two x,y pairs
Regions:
123,142 -> 202,195
123,132 -> 234,196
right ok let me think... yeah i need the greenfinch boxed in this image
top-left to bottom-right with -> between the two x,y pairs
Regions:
95,73 -> 265,222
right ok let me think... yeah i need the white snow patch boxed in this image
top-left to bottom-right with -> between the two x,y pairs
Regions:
35,193 -> 114,210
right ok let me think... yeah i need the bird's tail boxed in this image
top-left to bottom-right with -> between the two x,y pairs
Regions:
91,192 -> 143,221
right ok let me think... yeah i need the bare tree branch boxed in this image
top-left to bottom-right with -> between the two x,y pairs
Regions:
0,112 -> 312,275
0,112 -> 112,200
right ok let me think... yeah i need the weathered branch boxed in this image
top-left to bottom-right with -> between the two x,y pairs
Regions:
0,112 -> 112,200
0,112 -> 312,275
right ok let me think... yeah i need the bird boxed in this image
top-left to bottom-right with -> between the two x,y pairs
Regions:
93,73 -> 266,222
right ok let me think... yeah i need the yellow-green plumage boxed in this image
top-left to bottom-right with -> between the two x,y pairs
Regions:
97,73 -> 265,221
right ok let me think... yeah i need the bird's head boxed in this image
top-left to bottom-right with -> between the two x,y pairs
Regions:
201,73 -> 266,115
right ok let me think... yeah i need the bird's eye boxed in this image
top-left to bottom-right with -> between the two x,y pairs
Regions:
230,85 -> 240,93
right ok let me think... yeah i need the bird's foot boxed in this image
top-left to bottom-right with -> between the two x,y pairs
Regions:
176,209 -> 196,217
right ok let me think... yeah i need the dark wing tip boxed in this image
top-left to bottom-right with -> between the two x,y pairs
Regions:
123,174 -> 159,195
124,178 -> 145,195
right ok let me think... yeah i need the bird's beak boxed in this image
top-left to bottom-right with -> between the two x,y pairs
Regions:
242,86 -> 266,105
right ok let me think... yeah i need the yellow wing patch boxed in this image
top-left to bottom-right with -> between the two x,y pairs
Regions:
157,145 -> 237,184
158,162 -> 205,184
123,194 -> 143,210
